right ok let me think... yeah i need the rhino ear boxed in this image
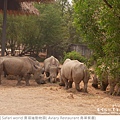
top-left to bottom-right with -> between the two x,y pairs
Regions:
34,65 -> 40,69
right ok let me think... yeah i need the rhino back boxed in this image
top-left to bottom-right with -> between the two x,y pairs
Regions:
3,57 -> 31,76
44,56 -> 59,72
44,58 -> 50,72
61,60 -> 85,82
61,61 -> 74,80
72,63 -> 85,83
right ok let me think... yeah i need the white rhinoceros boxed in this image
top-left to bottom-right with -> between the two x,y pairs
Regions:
44,56 -> 60,83
59,59 -> 90,92
0,56 -> 45,86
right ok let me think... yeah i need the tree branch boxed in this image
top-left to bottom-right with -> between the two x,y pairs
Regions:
103,0 -> 120,20
103,0 -> 112,8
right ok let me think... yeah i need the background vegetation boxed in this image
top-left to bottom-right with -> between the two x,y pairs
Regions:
74,0 -> 120,79
63,51 -> 87,63
0,0 -> 120,79
0,0 -> 80,60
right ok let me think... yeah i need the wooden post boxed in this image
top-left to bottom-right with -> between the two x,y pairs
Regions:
1,0 -> 7,56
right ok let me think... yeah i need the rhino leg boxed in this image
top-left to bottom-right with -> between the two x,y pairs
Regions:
16,76 -> 22,86
92,75 -> 98,89
25,74 -> 31,86
0,64 -> 3,85
4,71 -> 8,77
83,81 -> 88,93
68,81 -> 73,88
75,82 -> 81,92
109,79 -> 117,95
0,76 -> 1,85
0,73 -> 2,84
109,85 -> 116,95
0,70 -> 3,85
59,75 -> 65,86
64,78 -> 69,90
25,79 -> 30,86
65,83 -> 69,89
101,81 -> 108,91
116,87 -> 120,96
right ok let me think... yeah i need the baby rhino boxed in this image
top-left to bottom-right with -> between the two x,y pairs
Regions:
59,59 -> 90,92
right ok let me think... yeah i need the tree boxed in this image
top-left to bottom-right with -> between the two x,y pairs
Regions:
74,0 -> 120,77
58,0 -> 82,44
35,3 -> 68,59
0,3 -> 67,58
0,1 -> 82,60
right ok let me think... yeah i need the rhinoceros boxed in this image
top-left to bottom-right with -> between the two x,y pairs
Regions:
108,73 -> 120,95
92,72 -> 109,91
92,73 -> 99,89
0,56 -> 45,86
115,83 -> 120,96
44,56 -> 60,83
91,70 -> 120,95
59,59 -> 90,92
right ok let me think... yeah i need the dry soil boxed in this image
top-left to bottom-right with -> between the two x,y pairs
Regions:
0,75 -> 120,115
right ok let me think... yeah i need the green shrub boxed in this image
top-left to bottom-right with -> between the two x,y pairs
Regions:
63,51 -> 87,63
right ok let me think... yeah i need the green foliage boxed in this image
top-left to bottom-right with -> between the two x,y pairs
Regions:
0,2 -> 70,57
0,1 -> 90,61
35,2 -> 71,58
63,51 -> 87,63
74,0 -> 120,78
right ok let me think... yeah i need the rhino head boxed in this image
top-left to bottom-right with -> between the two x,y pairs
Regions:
49,65 -> 59,83
33,65 -> 46,84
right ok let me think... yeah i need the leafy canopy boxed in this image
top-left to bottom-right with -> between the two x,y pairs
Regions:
74,0 -> 120,77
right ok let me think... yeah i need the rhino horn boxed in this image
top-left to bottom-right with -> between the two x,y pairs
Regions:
44,76 -> 50,82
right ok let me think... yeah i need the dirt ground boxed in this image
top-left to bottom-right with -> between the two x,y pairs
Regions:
0,75 -> 120,115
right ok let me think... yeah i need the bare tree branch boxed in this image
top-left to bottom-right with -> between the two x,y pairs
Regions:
103,0 -> 120,20
103,0 -> 112,8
